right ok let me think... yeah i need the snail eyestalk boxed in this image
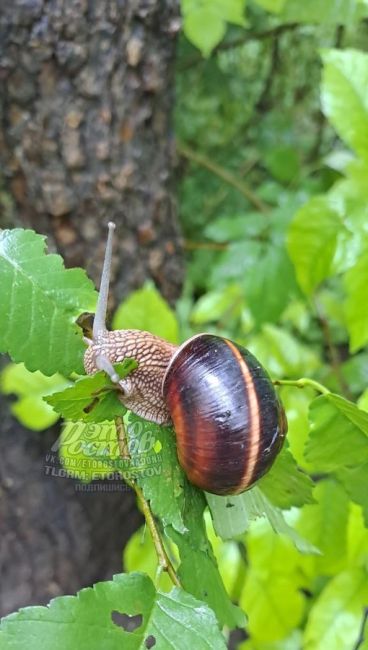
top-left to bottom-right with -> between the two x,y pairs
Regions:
93,221 -> 116,338
90,222 -> 120,384
95,354 -> 120,383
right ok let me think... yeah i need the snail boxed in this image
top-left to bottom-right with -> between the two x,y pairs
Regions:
83,223 -> 287,495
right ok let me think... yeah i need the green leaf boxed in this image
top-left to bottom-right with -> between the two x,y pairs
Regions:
287,196 -> 341,295
240,517 -> 308,643
182,0 -> 246,56
57,420 -> 121,481
127,413 -> 187,534
183,0 -> 247,23
211,240 -> 262,285
304,569 -> 368,650
305,394 -> 368,472
346,503 -> 368,570
341,352 -> 368,395
0,229 -> 97,375
211,240 -> 297,325
126,415 -> 245,629
278,387 -> 311,468
124,527 -> 174,593
321,49 -> 368,160
239,631 -> 303,650
249,324 -> 320,379
0,573 -> 227,650
112,282 -> 179,344
258,446 -> 315,509
253,0 -> 287,13
246,517 -> 303,576
358,387 -> 368,412
337,463 -> 368,526
167,487 -> 246,629
327,161 -> 368,270
263,146 -> 300,183
173,531 -> 246,629
183,8 -> 226,57
257,0 -> 368,24
206,491 -> 257,540
190,285 -> 242,325
0,363 -> 68,431
243,241 -> 298,325
210,0 -> 247,24
282,0 -> 366,23
296,480 -> 349,576
45,362 -> 137,422
344,248 -> 368,352
206,487 -> 320,554
204,513 -> 244,597
241,572 -> 305,643
256,498 -> 321,556
204,213 -> 268,243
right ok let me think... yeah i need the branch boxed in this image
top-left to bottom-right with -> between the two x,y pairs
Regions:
115,417 -> 181,588
179,23 -> 299,71
308,25 -> 345,162
313,299 -> 352,400
217,23 -> 299,53
177,143 -> 269,213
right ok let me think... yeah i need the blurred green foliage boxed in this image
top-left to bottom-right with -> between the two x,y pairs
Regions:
173,2 -> 368,648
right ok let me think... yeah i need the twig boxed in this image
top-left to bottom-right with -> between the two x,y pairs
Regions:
178,23 -> 299,71
116,416 -> 130,459
215,23 -> 299,54
134,483 -> 181,587
115,417 -> 181,588
308,24 -> 345,162
238,156 -> 260,178
314,299 -> 352,400
177,143 -> 269,213
273,377 -> 330,396
230,541 -> 248,603
255,30 -> 280,113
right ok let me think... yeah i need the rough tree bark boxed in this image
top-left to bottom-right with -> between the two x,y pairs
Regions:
0,0 -> 183,617
0,0 -> 183,302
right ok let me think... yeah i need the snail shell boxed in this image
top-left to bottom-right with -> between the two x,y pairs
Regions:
162,333 -> 287,495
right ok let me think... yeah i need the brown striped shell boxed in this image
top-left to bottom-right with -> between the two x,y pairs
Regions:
162,334 -> 287,495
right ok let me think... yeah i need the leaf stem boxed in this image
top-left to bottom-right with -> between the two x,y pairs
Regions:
115,417 -> 181,588
272,378 -> 331,396
134,482 -> 181,588
177,143 -> 269,213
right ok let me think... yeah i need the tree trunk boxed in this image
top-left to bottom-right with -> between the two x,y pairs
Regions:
0,0 -> 183,617
0,0 -> 183,304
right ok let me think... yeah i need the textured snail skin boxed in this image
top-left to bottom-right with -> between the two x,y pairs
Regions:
84,329 -> 176,424
162,334 -> 287,496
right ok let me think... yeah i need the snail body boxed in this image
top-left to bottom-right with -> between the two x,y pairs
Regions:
84,329 -> 175,424
83,224 -> 287,495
